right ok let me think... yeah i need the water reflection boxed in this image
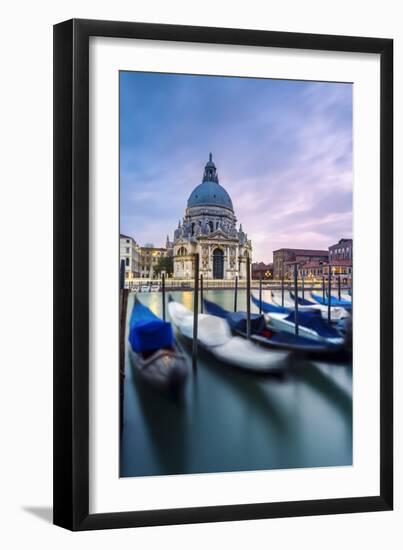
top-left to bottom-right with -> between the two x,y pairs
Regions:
120,290 -> 352,477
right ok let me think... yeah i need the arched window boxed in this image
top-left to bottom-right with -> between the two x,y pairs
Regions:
209,221 -> 214,233
177,246 -> 187,256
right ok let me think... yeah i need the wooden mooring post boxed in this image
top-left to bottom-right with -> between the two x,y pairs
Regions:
259,273 -> 262,314
120,259 -> 125,291
200,274 -> 204,313
281,266 -> 285,307
192,254 -> 199,370
302,274 -> 305,300
234,275 -> 238,312
328,267 -> 332,323
322,275 -> 325,303
293,263 -> 299,336
119,260 -> 129,431
246,256 -> 251,339
161,272 -> 166,321
338,275 -> 341,300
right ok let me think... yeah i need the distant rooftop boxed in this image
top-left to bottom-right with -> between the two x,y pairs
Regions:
120,233 -> 136,242
273,248 -> 329,256
329,238 -> 353,247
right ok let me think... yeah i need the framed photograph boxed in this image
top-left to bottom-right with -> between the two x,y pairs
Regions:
53,19 -> 393,530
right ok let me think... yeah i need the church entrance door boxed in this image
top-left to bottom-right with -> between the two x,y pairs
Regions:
213,248 -> 224,279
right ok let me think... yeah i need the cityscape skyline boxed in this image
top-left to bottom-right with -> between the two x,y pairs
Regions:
120,71 -> 353,263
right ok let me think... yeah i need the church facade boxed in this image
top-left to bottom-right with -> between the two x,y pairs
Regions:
173,154 -> 252,280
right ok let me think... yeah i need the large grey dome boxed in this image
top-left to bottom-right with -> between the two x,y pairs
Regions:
187,154 -> 234,212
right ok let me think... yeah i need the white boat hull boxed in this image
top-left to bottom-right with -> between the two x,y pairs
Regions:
168,300 -> 289,373
266,312 -> 344,346
271,292 -> 350,321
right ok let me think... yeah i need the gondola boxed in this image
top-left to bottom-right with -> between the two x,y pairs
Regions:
265,292 -> 350,321
128,296 -> 188,390
205,298 -> 345,356
267,309 -> 345,345
340,293 -> 352,303
168,297 -> 289,373
310,292 -> 352,309
289,290 -> 316,306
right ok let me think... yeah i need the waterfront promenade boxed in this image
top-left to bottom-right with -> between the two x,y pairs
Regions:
124,277 -> 352,293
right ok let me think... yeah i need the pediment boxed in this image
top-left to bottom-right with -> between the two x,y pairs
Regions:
200,228 -> 232,239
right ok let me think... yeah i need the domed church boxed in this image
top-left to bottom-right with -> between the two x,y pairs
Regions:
173,154 -> 252,280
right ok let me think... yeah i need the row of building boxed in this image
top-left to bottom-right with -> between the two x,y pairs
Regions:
120,234 -> 172,281
251,238 -> 353,282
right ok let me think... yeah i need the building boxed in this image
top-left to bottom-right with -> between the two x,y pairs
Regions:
273,248 -> 329,279
139,246 -> 167,279
328,238 -> 353,284
329,238 -> 353,262
330,259 -> 352,284
298,260 -> 330,279
252,262 -> 273,280
172,154 -> 252,280
120,234 -> 140,281
297,239 -> 353,284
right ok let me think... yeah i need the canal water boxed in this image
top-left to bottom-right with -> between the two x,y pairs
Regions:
120,289 -> 352,478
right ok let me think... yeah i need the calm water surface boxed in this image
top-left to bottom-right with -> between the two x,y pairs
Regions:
120,289 -> 352,477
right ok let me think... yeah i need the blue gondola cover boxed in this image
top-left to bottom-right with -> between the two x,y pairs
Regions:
289,290 -> 315,306
129,301 -> 173,353
250,294 -> 290,314
311,293 -> 352,308
284,310 -> 340,338
204,298 -> 268,335
227,311 -> 266,335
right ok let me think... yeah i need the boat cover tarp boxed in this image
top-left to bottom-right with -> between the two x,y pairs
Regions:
129,300 -> 173,353
289,290 -> 315,306
251,294 -> 290,314
269,331 -> 330,348
284,310 -> 340,339
311,293 -> 352,308
227,311 -> 266,335
203,298 -> 229,319
204,298 -> 266,335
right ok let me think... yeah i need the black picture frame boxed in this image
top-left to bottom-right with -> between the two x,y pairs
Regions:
53,18 -> 393,531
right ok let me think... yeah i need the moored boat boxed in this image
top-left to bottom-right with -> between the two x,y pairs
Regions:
128,297 -> 188,390
205,298 -> 345,356
289,290 -> 316,306
168,297 -> 289,373
311,292 -> 352,309
261,293 -> 350,321
267,309 -> 345,346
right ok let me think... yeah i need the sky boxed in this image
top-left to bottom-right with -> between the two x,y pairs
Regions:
120,71 -> 352,263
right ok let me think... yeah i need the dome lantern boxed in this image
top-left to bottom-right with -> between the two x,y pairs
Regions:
203,152 -> 219,183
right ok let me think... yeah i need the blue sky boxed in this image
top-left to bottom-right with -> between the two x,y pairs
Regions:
120,71 -> 352,263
